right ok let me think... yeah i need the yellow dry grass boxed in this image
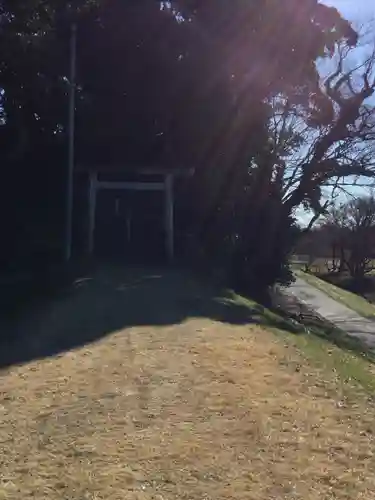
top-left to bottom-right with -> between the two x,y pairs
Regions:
1,318 -> 375,500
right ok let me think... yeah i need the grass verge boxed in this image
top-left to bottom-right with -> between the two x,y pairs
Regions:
231,291 -> 375,394
296,269 -> 375,319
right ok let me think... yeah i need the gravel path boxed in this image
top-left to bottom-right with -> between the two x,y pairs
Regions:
288,276 -> 375,348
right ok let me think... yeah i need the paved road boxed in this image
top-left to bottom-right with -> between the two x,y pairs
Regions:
288,276 -> 375,348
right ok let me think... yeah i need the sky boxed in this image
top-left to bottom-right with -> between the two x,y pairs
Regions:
322,0 -> 375,23
296,0 -> 375,225
326,0 -> 375,202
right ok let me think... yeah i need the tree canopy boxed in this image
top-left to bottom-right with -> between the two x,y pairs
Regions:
2,0 -> 373,295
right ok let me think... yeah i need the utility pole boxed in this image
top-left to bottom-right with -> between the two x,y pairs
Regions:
64,22 -> 77,261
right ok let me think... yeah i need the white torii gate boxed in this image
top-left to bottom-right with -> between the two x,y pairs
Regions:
86,168 -> 193,262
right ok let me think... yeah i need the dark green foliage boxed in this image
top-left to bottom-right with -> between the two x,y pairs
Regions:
0,0 -> 366,301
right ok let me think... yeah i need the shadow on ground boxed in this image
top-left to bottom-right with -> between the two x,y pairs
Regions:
0,266 -> 284,370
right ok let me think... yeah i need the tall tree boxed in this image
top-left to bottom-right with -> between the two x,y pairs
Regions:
0,0 -> 363,295
211,28 -> 375,292
0,0 -> 99,270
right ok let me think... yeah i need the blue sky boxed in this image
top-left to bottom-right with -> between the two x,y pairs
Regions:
322,0 -> 375,23
296,1 -> 375,225
326,0 -> 375,201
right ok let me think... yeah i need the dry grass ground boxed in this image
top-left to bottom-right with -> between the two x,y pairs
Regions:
1,267 -> 375,500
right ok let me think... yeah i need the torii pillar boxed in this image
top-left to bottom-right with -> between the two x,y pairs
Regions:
86,170 -> 175,262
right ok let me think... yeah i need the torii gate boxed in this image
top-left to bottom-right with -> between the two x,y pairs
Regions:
83,166 -> 194,261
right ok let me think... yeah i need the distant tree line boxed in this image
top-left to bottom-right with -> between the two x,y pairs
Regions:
296,195 -> 375,281
1,1 -> 375,299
